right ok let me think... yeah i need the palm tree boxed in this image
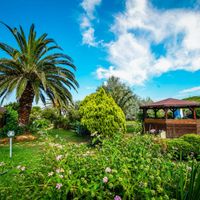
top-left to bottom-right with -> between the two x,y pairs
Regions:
0,23 -> 78,126
98,76 -> 140,119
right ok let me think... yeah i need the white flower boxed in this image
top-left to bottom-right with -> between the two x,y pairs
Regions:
48,172 -> 54,176
56,168 -> 64,173
56,155 -> 63,161
60,168 -> 64,172
91,131 -> 98,136
0,162 -> 5,167
59,175 -> 64,178
105,167 -> 112,173
17,165 -> 21,169
187,166 -> 192,172
21,166 -> 26,171
17,165 -> 26,171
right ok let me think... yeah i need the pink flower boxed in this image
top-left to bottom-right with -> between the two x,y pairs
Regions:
105,167 -> 112,173
103,176 -> 108,183
56,183 -> 63,190
114,195 -> 122,200
56,155 -> 63,161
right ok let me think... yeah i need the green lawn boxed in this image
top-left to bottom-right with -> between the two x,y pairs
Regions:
47,129 -> 90,143
0,141 -> 42,186
0,129 -> 89,187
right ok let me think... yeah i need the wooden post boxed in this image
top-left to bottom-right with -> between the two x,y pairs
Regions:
142,108 -> 147,133
154,109 -> 157,119
164,108 -> 168,119
192,108 -> 196,120
144,108 -> 147,119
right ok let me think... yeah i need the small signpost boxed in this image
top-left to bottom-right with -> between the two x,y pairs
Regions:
7,131 -> 15,158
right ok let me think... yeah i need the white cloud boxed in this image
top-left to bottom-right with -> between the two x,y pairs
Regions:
81,0 -> 101,19
179,86 -> 200,94
80,0 -> 101,46
96,0 -> 200,85
82,27 -> 97,46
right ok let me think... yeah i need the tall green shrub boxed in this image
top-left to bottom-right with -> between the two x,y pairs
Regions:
79,88 -> 126,138
1,106 -> 20,137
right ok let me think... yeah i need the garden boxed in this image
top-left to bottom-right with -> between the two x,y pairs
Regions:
0,23 -> 200,200
1,89 -> 200,199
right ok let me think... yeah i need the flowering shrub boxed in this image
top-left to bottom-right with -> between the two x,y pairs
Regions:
0,134 -> 197,199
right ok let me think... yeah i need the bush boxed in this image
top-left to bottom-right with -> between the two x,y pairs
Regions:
54,116 -> 70,130
126,121 -> 142,133
29,106 -> 42,122
79,88 -> 126,139
180,134 -> 200,156
73,121 -> 90,136
42,108 -> 59,123
29,118 -> 52,132
0,106 -> 22,137
166,138 -> 195,159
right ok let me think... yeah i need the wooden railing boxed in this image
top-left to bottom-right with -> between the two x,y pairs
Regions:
144,118 -> 200,125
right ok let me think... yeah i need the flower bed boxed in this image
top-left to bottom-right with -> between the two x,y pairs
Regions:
0,134 -> 198,199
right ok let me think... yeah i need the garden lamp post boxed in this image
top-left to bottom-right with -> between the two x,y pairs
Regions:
7,131 -> 15,158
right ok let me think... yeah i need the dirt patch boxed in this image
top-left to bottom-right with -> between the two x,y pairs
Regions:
0,134 -> 37,144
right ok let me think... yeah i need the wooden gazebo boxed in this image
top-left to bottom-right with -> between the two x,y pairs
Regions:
140,98 -> 200,138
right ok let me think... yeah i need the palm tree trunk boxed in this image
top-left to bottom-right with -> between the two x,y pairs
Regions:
18,82 -> 34,126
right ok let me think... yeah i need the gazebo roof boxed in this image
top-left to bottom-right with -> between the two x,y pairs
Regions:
140,98 -> 200,109
0,107 -> 6,113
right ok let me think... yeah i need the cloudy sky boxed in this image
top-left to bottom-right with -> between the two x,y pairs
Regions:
1,0 -> 200,103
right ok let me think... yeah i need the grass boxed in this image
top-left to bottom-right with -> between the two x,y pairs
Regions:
0,129 -> 89,187
47,129 -> 90,143
0,141 -> 42,186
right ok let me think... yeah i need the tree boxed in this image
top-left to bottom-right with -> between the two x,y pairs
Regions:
98,76 -> 140,120
79,88 -> 126,138
0,23 -> 78,126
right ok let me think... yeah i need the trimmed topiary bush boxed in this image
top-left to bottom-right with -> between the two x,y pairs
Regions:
79,88 -> 126,138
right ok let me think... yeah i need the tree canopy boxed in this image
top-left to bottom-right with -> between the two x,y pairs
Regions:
98,76 -> 140,120
0,23 -> 78,125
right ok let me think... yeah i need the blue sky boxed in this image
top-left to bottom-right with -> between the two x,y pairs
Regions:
0,0 -> 200,104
